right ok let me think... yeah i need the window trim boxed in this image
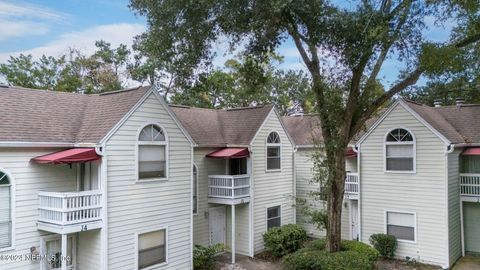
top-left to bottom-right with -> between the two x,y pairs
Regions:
383,127 -> 416,174
266,131 -> 282,172
40,234 -> 77,270
265,205 -> 282,231
0,169 -> 14,253
135,227 -> 169,270
384,210 -> 417,244
193,164 -> 198,215
136,123 -> 169,183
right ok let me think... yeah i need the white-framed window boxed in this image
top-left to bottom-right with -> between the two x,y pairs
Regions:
385,211 -> 416,242
266,205 -> 281,230
0,171 -> 12,251
137,124 -> 168,181
40,235 -> 76,270
193,164 -> 198,214
384,128 -> 415,172
266,131 -> 281,171
137,228 -> 167,269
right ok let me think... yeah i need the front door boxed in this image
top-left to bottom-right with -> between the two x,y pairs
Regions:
209,206 -> 226,246
350,200 -> 359,240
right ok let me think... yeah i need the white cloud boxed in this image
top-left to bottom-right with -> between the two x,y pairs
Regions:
0,1 -> 69,40
0,23 -> 145,62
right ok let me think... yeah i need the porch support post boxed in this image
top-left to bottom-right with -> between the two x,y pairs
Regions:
460,200 -> 465,256
232,204 -> 236,265
61,234 -> 67,270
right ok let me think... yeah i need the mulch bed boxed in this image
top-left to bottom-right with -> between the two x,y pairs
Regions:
374,257 -> 442,270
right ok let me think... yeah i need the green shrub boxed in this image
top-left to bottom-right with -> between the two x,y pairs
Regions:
304,239 -> 326,251
341,240 -> 379,264
193,244 -> 224,270
369,233 -> 397,258
283,249 -> 371,270
263,224 -> 308,257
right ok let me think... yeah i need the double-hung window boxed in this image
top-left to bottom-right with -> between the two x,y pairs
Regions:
385,128 -> 415,172
138,229 -> 167,269
386,211 -> 416,242
193,165 -> 198,214
138,124 -> 168,180
266,206 -> 281,230
0,171 -> 12,250
266,132 -> 281,171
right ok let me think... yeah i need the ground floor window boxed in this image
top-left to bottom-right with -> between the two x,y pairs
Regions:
138,228 -> 167,269
266,206 -> 281,230
41,235 -> 76,270
386,211 -> 416,242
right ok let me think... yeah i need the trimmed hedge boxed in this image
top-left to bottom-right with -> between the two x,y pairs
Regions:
263,224 -> 308,257
283,249 -> 370,270
369,233 -> 397,258
288,239 -> 379,269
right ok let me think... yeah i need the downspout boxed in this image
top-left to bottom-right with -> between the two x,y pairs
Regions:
95,145 -> 108,270
248,146 -> 255,257
353,145 -> 361,242
444,144 -> 454,269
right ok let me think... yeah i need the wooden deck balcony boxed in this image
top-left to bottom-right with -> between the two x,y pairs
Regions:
37,190 -> 103,234
208,174 -> 250,205
460,174 -> 480,201
345,172 -> 359,199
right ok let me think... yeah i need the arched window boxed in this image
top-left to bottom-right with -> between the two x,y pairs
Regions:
385,128 -> 415,172
0,171 -> 12,249
137,124 -> 168,180
266,132 -> 281,171
193,164 -> 198,214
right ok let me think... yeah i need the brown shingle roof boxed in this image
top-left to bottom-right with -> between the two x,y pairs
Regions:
0,85 -> 150,144
281,115 -> 322,146
402,99 -> 480,144
170,104 -> 273,146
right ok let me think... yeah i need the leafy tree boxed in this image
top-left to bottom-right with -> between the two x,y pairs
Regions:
0,41 -> 135,93
130,0 -> 480,251
171,55 -> 314,114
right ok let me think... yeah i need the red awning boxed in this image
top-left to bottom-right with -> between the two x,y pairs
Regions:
31,148 -> 101,165
345,147 -> 357,158
206,148 -> 249,159
463,148 -> 480,156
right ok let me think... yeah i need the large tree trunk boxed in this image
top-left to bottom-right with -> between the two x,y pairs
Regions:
325,150 -> 347,252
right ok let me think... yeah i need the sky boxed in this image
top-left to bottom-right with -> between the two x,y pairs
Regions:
0,0 -> 454,87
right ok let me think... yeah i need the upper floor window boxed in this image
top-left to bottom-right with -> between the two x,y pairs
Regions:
266,132 -> 281,171
0,171 -> 12,250
138,124 -> 168,180
385,128 -> 415,172
193,164 -> 198,214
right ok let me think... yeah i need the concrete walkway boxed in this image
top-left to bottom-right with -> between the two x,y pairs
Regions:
452,254 -> 480,270
215,253 -> 282,270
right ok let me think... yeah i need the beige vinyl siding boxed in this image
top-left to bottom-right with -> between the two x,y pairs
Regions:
463,202 -> 480,253
0,148 -> 77,270
448,150 -> 462,265
295,148 -> 353,240
105,93 -> 192,270
192,148 -> 226,246
252,110 -> 295,253
359,103 -> 448,266
77,230 -> 101,269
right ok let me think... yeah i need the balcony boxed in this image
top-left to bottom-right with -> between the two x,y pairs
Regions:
345,172 -> 359,199
460,174 -> 480,201
37,190 -> 103,234
208,174 -> 250,205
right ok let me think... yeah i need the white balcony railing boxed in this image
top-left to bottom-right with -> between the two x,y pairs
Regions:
208,175 -> 250,201
345,173 -> 359,195
38,190 -> 102,226
460,173 -> 480,197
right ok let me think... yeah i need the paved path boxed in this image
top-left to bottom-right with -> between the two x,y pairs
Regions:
215,253 -> 282,270
452,254 -> 480,270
